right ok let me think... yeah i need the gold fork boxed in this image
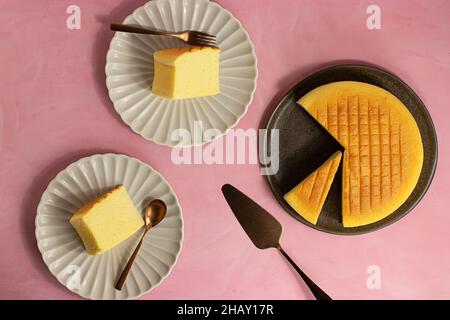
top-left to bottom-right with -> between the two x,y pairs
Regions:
111,24 -> 217,47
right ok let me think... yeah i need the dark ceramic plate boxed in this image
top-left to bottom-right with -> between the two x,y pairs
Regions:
264,64 -> 437,235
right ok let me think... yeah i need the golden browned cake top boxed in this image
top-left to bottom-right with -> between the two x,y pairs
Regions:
298,81 -> 423,227
284,151 -> 342,225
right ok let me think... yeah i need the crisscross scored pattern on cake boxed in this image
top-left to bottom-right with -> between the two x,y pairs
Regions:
299,81 -> 423,227
284,151 -> 342,225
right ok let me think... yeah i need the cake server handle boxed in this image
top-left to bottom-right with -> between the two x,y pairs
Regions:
277,244 -> 332,300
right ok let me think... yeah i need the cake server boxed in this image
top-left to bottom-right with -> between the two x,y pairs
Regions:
221,184 -> 332,300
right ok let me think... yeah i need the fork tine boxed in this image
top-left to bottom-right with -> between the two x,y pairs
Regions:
199,34 -> 216,40
195,31 -> 216,38
194,35 -> 216,43
196,34 -> 216,41
194,39 -> 215,46
190,33 -> 216,47
191,40 -> 216,47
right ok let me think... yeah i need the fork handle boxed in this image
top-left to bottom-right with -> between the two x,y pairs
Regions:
111,24 -> 174,36
277,244 -> 332,300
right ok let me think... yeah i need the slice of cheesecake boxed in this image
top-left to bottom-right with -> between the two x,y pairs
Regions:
152,46 -> 220,99
69,185 -> 144,255
284,151 -> 342,225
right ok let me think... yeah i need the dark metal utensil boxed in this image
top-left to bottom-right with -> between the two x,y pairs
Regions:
111,24 -> 217,47
221,184 -> 332,300
115,199 -> 167,291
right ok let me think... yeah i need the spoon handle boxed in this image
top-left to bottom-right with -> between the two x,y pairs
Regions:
277,244 -> 332,300
115,232 -> 146,290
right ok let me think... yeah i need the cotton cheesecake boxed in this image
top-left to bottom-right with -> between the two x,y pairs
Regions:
284,151 -> 342,225
298,81 -> 423,227
69,185 -> 144,255
152,46 -> 220,99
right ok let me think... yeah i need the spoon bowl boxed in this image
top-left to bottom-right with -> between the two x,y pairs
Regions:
145,199 -> 167,229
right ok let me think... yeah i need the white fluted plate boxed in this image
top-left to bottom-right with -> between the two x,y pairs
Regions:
106,0 -> 257,146
35,153 -> 183,300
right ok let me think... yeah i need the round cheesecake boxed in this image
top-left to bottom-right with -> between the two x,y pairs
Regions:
298,81 -> 423,227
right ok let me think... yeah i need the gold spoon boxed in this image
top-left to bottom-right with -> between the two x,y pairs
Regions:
115,199 -> 167,290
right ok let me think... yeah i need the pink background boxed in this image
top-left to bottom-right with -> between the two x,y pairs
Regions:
0,0 -> 449,299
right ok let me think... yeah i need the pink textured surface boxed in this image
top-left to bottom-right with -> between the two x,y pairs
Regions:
0,0 -> 449,299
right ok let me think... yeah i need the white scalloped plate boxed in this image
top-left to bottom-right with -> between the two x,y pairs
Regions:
35,154 -> 183,300
106,0 -> 257,147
